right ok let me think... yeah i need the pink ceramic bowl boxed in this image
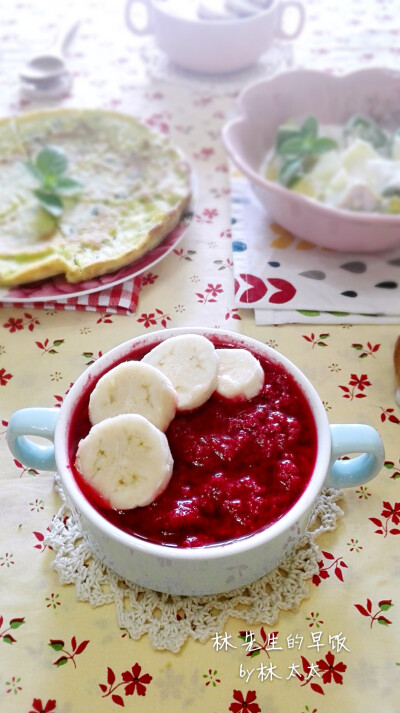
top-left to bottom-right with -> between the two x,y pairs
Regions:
222,68 -> 400,252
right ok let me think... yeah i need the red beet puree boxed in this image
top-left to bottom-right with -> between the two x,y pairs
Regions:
68,339 -> 317,548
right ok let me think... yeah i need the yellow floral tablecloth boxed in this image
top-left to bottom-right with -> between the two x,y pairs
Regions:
0,1 -> 399,711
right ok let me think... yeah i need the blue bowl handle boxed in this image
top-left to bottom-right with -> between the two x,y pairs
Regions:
7,408 -> 59,472
7,410 -> 385,488
327,424 -> 385,489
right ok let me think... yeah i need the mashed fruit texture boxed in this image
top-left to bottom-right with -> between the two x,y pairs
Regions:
69,340 -> 318,548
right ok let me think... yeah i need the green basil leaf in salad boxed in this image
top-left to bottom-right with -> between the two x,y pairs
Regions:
343,114 -> 388,150
382,185 -> 400,198
274,116 -> 338,187
311,136 -> 339,154
275,125 -> 300,150
279,156 -> 307,187
299,115 -> 318,139
277,136 -> 308,156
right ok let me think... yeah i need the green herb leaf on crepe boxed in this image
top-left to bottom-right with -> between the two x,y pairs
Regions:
35,145 -> 68,177
53,176 -> 82,195
33,189 -> 63,218
24,146 -> 82,217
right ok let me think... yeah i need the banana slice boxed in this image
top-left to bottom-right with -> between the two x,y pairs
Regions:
215,348 -> 264,400
142,334 -> 218,411
75,413 -> 173,510
88,361 -> 177,432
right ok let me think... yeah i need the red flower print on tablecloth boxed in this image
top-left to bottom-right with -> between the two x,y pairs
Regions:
145,112 -> 171,134
144,90 -> 164,101
141,271 -> 158,285
203,669 -> 221,687
193,147 -> 215,160
296,651 -> 347,695
24,313 -> 40,331
0,553 -> 15,567
225,307 -> 241,321
312,551 -> 348,586
303,332 -> 330,348
196,283 -> 223,304
354,598 -> 393,628
3,316 -> 24,332
351,341 -> 380,358
0,614 -> 25,644
220,227 -> 232,238
13,458 -> 39,476
384,459 -> 400,479
356,485 -> 371,499
380,407 -> 400,424
122,663 -> 152,696
45,593 -> 61,610
339,373 -> 371,399
49,636 -> 89,668
0,368 -> 13,386
53,382 -> 73,408
229,689 -> 261,713
317,651 -> 346,685
2,313 -> 40,332
82,351 -> 103,366
96,313 -> 113,324
99,663 -> 152,706
173,247 -> 196,261
347,537 -> 363,552
137,309 -> 171,328
238,628 -> 279,659
6,676 -> 22,694
29,699 -> 56,713
305,611 -> 324,628
214,257 -> 233,271
211,187 -> 231,200
369,501 -> 400,536
193,96 -> 213,107
195,207 -> 219,223
33,530 -> 52,552
35,338 -> 64,355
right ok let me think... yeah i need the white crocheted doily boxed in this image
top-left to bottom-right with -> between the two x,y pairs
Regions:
46,479 -> 343,653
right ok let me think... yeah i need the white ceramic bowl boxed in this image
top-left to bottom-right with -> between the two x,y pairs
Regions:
7,327 -> 384,595
222,68 -> 400,252
125,0 -> 305,74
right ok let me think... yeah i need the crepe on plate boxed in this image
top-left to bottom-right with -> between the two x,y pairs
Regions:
0,108 -> 192,286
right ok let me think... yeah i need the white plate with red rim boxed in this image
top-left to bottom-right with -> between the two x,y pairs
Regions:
0,210 -> 193,303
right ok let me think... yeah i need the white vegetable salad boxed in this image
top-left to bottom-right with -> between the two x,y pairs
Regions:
264,114 -> 400,214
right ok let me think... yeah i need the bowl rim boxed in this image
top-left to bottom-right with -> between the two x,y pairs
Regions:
222,66 -> 400,228
54,326 -> 331,562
